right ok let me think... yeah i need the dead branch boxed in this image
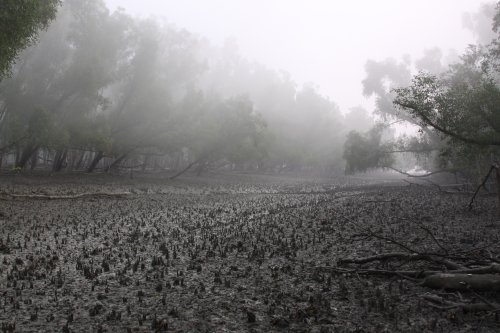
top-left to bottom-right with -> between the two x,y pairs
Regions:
422,294 -> 499,312
337,261 -> 500,275
403,178 -> 472,195
354,228 -> 419,254
170,159 -> 201,180
320,266 -> 438,278
403,218 -> 450,255
350,221 -> 496,263
454,263 -> 500,274
469,165 -> 496,211
0,192 -> 132,200
338,252 -> 464,270
387,166 -> 458,178
324,264 -> 500,290
421,179 -> 477,195
467,286 -> 499,310
403,179 -> 427,187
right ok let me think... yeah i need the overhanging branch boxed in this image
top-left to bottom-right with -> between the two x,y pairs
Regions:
386,166 -> 458,178
396,102 -> 500,146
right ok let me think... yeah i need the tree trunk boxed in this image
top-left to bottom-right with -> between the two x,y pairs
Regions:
52,150 -> 67,172
59,150 -> 67,170
52,151 -> 61,171
142,155 -> 149,172
15,147 -> 20,167
195,159 -> 208,176
15,144 -> 38,169
170,157 -> 205,180
87,151 -> 104,173
106,153 -> 127,172
496,166 -> 500,217
29,148 -> 39,170
52,149 -> 68,172
173,152 -> 181,171
74,151 -> 86,170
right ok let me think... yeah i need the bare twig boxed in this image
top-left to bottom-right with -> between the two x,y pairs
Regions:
466,286 -> 499,310
404,218 -> 449,255
357,227 -> 418,254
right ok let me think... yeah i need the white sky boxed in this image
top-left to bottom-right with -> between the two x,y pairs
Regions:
105,0 -> 485,113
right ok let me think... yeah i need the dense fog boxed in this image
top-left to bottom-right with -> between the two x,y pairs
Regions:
2,2 -> 500,332
0,0 -> 498,179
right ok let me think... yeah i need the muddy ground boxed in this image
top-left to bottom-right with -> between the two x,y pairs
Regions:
0,173 -> 498,332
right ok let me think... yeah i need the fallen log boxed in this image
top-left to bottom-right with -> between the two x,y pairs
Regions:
422,273 -> 500,291
319,266 -> 439,278
323,264 -> 500,281
0,192 -> 132,200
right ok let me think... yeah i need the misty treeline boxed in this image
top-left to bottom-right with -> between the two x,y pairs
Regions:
0,0 -> 363,175
344,2 -> 500,188
3,0 -> 499,183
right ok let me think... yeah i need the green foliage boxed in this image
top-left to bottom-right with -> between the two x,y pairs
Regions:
0,0 -> 344,173
343,125 -> 394,174
0,0 -> 61,78
393,68 -> 500,147
182,94 -> 268,163
0,0 -> 134,159
393,45 -> 500,177
348,4 -> 500,177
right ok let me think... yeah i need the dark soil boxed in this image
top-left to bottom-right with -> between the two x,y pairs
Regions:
0,173 -> 498,332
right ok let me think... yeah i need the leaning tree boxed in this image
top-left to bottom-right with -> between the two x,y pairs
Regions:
393,44 -> 500,213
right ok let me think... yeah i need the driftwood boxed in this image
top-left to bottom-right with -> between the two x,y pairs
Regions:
0,192 -> 132,200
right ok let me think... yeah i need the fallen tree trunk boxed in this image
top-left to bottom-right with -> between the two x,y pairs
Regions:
325,266 -> 500,291
335,262 -> 500,275
338,252 -> 465,270
422,273 -> 500,291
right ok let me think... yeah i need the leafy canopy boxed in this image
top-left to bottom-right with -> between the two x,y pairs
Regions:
0,0 -> 61,78
393,56 -> 500,147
